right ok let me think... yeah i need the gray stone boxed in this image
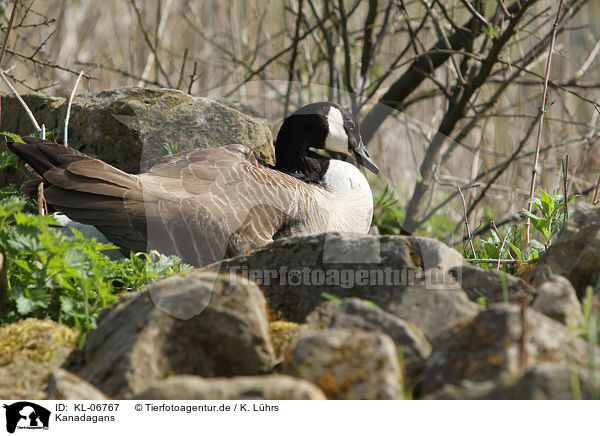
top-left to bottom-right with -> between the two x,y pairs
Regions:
450,264 -> 533,303
205,232 -> 468,322
422,304 -> 597,395
425,363 -> 600,400
284,328 -> 401,399
76,272 -> 275,398
1,88 -> 274,186
326,298 -> 431,378
133,374 -> 326,400
47,369 -> 107,400
528,202 -> 600,297
532,275 -> 585,326
384,285 -> 481,341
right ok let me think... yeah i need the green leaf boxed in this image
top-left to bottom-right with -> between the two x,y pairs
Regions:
506,242 -> 523,262
567,194 -> 579,203
0,131 -> 25,143
15,294 -> 36,315
0,151 -> 17,169
540,189 -> 554,217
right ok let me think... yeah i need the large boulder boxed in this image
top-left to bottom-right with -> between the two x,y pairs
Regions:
531,275 -> 585,326
300,298 -> 431,380
528,202 -> 600,298
73,271 -> 275,398
205,232 -> 470,322
421,304 -> 597,395
1,87 -> 274,185
284,328 -> 401,399
450,264 -> 533,303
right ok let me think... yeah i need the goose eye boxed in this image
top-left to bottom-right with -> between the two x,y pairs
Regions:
347,120 -> 356,129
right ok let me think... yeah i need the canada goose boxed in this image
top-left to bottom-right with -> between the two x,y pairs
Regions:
8,101 -> 379,266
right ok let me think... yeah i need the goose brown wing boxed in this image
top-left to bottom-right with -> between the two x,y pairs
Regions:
139,144 -> 319,264
8,138 -> 316,266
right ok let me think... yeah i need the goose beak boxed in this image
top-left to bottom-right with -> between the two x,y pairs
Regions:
353,140 -> 380,174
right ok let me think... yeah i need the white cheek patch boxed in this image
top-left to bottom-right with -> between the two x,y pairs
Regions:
325,106 -> 349,154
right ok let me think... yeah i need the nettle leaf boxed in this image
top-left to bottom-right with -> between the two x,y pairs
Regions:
0,131 -> 25,143
529,197 -> 543,210
540,189 -> 554,216
518,209 -> 541,221
15,294 -> 36,315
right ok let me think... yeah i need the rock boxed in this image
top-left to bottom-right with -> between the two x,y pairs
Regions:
325,298 -> 431,378
284,328 -> 401,399
383,285 -> 481,341
269,321 -> 299,359
206,232 -> 468,322
422,304 -> 597,395
0,318 -> 78,400
450,264 -> 533,303
425,363 -> 600,399
47,369 -> 107,400
532,275 -> 585,326
1,88 -> 274,186
528,202 -> 600,297
133,374 -> 326,400
75,271 -> 275,398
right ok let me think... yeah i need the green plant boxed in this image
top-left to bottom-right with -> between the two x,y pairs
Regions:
372,185 -> 405,235
0,196 -> 192,337
518,189 -> 578,258
163,142 -> 180,155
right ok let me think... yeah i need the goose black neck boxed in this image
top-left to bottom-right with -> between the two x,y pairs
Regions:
274,113 -> 330,184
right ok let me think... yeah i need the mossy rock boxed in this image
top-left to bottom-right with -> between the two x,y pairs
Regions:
0,318 -> 79,399
1,87 -> 274,185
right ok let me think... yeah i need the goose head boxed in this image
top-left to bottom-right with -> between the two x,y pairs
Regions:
274,102 -> 379,184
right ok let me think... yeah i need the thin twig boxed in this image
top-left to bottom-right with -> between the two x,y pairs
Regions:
524,0 -> 563,254
0,0 -> 19,69
176,48 -> 188,90
64,70 -> 84,147
37,183 -> 47,216
561,155 -> 569,220
0,71 -> 41,132
576,39 -> 600,79
188,61 -> 198,94
7,49 -> 96,79
465,258 -> 524,264
458,0 -> 489,26
496,230 -> 511,270
593,174 -> 600,205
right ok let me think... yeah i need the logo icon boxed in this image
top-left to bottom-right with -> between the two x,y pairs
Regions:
3,402 -> 50,434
